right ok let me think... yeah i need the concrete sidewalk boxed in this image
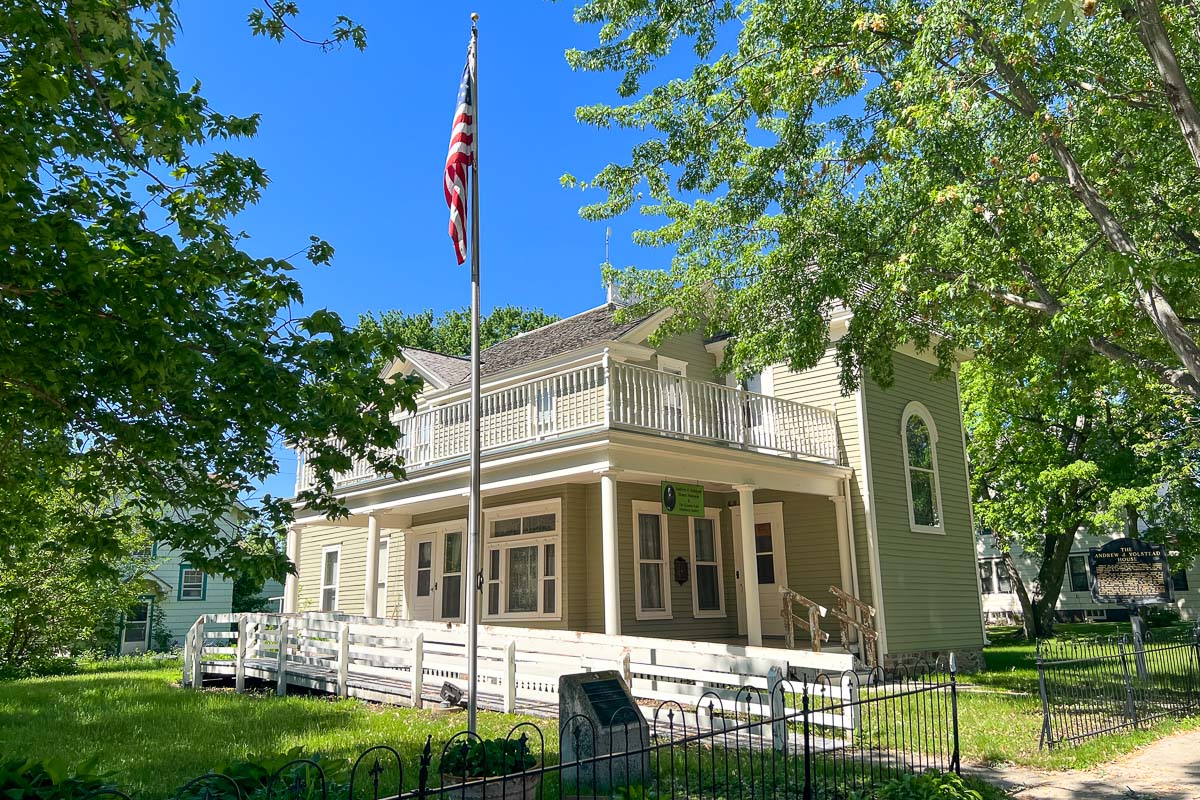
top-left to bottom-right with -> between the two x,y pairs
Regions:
966,730 -> 1200,799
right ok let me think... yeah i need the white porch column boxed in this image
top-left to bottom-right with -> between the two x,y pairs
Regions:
283,524 -> 302,613
735,484 -> 763,646
364,512 -> 381,618
600,471 -> 621,635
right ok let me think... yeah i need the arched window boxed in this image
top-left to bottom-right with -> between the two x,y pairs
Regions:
901,401 -> 943,533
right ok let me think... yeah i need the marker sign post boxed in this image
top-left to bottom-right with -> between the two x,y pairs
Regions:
1088,537 -> 1174,679
661,481 -> 704,517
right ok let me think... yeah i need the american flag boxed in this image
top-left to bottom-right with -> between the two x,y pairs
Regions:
444,43 -> 476,265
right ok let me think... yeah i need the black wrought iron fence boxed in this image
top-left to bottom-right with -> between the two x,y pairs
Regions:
1036,623 -> 1200,748
82,661 -> 960,800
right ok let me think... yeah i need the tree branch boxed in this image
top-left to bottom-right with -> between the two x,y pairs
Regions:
1130,0 -> 1200,173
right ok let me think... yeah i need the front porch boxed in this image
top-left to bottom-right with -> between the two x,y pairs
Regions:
286,434 -> 872,660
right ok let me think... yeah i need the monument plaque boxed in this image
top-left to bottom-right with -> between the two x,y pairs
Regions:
559,671 -> 650,791
1088,537 -> 1174,606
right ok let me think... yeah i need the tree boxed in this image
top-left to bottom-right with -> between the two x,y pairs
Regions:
0,2 -> 418,581
357,306 -> 559,363
963,352 -> 1200,637
0,494 -> 149,677
564,0 -> 1200,400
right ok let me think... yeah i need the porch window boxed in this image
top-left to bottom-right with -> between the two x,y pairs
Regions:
1068,555 -> 1090,593
483,500 -> 561,620
178,565 -> 206,601
320,546 -> 341,612
901,402 -> 943,533
633,501 -> 672,619
689,509 -> 724,617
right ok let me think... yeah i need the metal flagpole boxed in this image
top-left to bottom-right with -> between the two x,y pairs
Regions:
465,11 -> 482,734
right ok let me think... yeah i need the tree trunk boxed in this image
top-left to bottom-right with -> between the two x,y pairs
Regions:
1132,0 -> 1200,173
1026,524 -> 1084,638
1005,552 -> 1039,639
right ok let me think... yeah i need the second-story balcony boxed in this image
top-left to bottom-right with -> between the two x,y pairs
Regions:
297,360 -> 842,493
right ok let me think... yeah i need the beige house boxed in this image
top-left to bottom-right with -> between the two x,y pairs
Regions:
285,303 -> 986,669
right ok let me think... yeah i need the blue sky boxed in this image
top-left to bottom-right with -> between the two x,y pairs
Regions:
168,2 -> 659,500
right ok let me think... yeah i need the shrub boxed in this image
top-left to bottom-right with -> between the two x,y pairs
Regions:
0,757 -> 111,800
852,770 -> 1004,800
1143,607 -> 1182,628
440,737 -> 537,778
189,747 -> 350,800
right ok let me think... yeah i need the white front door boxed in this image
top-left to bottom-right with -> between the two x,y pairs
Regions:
732,503 -> 788,638
410,534 -> 435,620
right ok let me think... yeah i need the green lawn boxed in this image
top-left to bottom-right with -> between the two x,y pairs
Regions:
1,626 -> 1195,796
0,657 -> 549,799
951,623 -> 1200,770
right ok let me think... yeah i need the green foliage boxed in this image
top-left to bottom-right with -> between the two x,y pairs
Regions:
440,737 -> 537,778
566,0 -> 1200,402
0,757 -> 111,800
0,506 -> 148,677
0,1 -> 418,584
357,306 -> 559,365
190,748 -> 349,800
860,770 -> 999,800
1144,606 -> 1183,628
962,351 -> 1200,637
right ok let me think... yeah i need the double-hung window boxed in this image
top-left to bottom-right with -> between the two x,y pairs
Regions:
484,501 -> 561,620
178,565 -> 206,601
1172,566 -> 1190,592
633,501 -> 671,619
978,559 -> 996,594
1067,555 -> 1090,593
320,545 -> 341,612
689,508 -> 724,617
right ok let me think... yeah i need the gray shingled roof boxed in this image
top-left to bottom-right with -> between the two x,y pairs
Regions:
402,304 -> 655,388
402,347 -> 471,387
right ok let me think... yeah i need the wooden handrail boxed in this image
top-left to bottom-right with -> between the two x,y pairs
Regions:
827,585 -> 879,668
779,587 -> 830,652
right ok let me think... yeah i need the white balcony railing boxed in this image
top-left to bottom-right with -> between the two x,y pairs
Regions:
297,360 -> 841,493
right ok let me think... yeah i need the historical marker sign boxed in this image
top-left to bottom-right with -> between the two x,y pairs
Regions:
661,480 -> 704,517
1088,537 -> 1174,606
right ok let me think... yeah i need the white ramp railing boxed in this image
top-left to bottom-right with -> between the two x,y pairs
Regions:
183,612 -> 860,730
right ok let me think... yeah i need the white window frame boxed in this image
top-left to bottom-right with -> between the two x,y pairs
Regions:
689,507 -> 725,618
900,401 -> 944,534
657,356 -> 688,376
482,499 -> 562,622
376,537 -> 390,617
632,500 -> 672,620
320,544 -> 341,612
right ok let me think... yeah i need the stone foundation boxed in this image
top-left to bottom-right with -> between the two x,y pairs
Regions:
883,646 -> 985,674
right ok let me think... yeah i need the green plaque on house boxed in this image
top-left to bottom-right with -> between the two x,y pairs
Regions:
661,481 -> 704,517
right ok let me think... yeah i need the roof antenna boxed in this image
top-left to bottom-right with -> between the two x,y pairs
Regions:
604,226 -> 615,304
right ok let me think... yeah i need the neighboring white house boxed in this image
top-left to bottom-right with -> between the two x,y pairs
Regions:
976,530 -> 1200,624
119,541 -> 235,655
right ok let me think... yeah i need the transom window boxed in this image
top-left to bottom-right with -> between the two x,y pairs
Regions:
179,566 -> 206,601
484,500 -> 561,620
901,402 -> 943,533
633,501 -> 672,620
689,509 -> 724,617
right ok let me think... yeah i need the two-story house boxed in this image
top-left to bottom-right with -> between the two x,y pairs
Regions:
120,541 -> 236,655
283,302 -> 986,670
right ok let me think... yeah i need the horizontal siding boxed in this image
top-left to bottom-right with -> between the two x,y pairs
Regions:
144,545 -> 234,643
297,527 -> 368,616
867,355 -> 984,652
651,332 -> 720,381
770,349 -> 875,607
